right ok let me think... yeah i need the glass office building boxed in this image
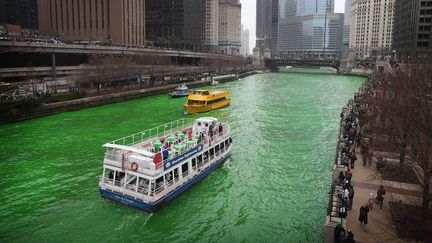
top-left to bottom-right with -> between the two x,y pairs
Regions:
277,0 -> 343,59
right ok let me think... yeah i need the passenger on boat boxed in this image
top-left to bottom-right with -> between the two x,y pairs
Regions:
209,124 -> 214,137
218,123 -> 223,133
165,172 -> 172,182
163,148 -> 169,160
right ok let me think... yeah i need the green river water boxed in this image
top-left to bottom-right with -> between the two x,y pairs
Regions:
0,68 -> 365,242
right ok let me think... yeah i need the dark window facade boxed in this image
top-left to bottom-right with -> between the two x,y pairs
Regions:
0,0 -> 39,29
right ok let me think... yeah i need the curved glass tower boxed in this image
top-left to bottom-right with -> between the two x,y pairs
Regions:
277,0 -> 343,60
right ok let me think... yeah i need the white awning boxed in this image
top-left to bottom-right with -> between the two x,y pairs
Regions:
103,143 -> 155,157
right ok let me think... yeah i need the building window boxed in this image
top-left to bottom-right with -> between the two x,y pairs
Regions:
78,0 -> 80,30
101,0 -> 104,29
83,0 -> 87,30
90,1 -> 93,30
95,0 -> 98,29
72,0 -> 75,30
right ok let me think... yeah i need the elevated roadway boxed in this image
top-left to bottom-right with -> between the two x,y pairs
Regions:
0,41 -> 236,61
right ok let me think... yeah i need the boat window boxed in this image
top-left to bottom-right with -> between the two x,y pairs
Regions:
155,177 -> 164,192
203,151 -> 208,162
165,171 -> 173,183
138,177 -> 149,193
192,158 -> 196,167
209,148 -> 214,157
193,91 -> 209,95
173,168 -> 179,181
105,168 -> 114,180
197,154 -> 203,163
188,100 -> 206,106
197,122 -> 201,126
207,97 -> 226,105
182,162 -> 188,173
220,142 -> 224,150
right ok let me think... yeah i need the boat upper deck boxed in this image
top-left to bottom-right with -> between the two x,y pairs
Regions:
187,90 -> 229,101
102,118 -> 231,177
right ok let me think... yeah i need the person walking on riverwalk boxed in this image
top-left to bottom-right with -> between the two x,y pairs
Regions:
359,203 -> 369,231
376,185 -> 386,209
368,192 -> 375,211
349,152 -> 357,169
367,149 -> 373,166
348,185 -> 355,210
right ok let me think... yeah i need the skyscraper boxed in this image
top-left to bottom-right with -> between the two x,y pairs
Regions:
349,0 -> 395,59
0,0 -> 38,29
393,0 -> 432,61
271,0 -> 279,56
278,0 -> 343,59
241,25 -> 250,56
342,0 -> 352,59
202,0 -> 219,52
38,0 -> 145,46
146,0 -> 202,51
256,0 -> 272,55
218,0 -> 241,55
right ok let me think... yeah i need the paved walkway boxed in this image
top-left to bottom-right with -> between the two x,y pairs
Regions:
345,150 -> 422,243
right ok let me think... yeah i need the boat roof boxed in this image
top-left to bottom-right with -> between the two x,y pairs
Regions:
103,143 -> 155,157
187,90 -> 229,101
195,117 -> 218,124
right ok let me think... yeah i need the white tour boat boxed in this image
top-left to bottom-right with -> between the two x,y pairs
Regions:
99,117 -> 232,212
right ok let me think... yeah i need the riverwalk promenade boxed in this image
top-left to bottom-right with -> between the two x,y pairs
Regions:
324,98 -> 423,243
347,152 -> 422,243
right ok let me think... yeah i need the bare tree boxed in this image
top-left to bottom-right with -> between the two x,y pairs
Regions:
406,62 -> 432,211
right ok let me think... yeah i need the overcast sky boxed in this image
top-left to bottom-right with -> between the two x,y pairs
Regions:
241,0 -> 346,53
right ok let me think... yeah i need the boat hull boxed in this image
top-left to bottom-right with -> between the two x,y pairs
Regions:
100,151 -> 232,212
184,99 -> 230,114
170,93 -> 189,98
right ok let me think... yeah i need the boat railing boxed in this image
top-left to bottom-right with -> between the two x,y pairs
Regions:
104,151 -> 122,161
105,118 -> 195,149
101,177 -> 151,197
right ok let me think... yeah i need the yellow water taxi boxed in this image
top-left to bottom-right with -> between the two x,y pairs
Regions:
184,90 -> 230,114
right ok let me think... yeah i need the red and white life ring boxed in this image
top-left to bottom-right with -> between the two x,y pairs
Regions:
131,162 -> 138,172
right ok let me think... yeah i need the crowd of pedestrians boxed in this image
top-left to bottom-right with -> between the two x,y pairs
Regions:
333,97 -> 388,242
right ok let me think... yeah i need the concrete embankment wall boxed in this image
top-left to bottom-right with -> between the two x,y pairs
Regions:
1,71 -> 257,124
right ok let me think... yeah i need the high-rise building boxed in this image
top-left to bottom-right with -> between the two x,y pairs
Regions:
218,0 -> 241,55
202,0 -> 219,52
349,0 -> 395,59
146,0 -> 202,51
342,0 -> 352,59
256,0 -> 272,55
271,0 -> 279,56
278,0 -> 343,59
0,0 -> 38,29
241,25 -> 250,56
38,0 -> 145,46
393,0 -> 432,61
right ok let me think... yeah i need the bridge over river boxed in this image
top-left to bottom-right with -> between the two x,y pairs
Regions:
265,58 -> 341,70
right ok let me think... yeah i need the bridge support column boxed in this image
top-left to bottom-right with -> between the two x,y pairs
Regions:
51,52 -> 56,81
